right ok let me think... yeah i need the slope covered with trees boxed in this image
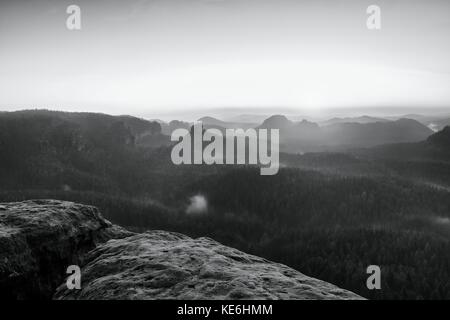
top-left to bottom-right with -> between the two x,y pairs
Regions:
1,110 -> 450,299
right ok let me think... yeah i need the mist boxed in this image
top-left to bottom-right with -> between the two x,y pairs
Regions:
186,195 -> 208,215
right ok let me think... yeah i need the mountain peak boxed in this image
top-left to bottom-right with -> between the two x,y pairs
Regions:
260,115 -> 292,128
198,116 -> 220,121
198,116 -> 224,124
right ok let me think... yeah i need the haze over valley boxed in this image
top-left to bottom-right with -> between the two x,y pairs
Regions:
2,109 -> 450,299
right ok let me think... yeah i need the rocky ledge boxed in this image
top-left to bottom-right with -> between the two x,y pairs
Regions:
55,231 -> 362,300
0,200 -> 363,300
0,200 -> 132,299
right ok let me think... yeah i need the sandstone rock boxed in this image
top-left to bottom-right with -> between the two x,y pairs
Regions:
1,200 -> 362,300
0,199 -> 133,299
54,230 -> 363,300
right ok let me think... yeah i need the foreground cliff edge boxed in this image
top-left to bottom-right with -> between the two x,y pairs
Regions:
0,200 -> 363,300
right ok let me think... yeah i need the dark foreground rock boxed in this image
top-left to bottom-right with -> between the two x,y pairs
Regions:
54,231 -> 363,300
0,200 -> 132,299
0,199 -> 362,300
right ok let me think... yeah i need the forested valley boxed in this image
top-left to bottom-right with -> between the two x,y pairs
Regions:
2,110 -> 450,299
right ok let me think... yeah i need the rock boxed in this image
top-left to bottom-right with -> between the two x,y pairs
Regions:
1,199 -> 362,300
0,199 -> 133,299
54,231 -> 363,300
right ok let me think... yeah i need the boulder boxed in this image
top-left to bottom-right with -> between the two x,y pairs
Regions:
0,199 -> 363,300
55,230 -> 363,300
0,199 -> 132,299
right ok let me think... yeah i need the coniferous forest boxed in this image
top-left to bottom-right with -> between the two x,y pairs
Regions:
1,110 -> 450,299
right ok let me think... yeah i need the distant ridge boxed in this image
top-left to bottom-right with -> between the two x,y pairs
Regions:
427,126 -> 450,147
321,115 -> 390,126
256,114 -> 433,152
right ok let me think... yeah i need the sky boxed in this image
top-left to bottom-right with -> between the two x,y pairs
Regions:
1,0 -> 450,120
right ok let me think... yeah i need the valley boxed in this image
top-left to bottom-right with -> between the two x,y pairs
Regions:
1,109 -> 450,299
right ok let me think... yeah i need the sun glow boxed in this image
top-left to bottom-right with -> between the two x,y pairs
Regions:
116,59 -> 450,111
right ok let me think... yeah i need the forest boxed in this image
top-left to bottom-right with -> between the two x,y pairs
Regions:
1,110 -> 450,299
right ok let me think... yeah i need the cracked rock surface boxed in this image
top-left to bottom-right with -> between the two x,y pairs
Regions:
55,230 -> 363,300
0,199 -> 362,300
0,199 -> 132,299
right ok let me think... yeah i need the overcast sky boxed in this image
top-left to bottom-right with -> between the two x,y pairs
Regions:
1,0 -> 449,119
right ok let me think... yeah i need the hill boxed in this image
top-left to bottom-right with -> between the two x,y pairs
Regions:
0,110 -> 172,192
258,115 -> 433,153
321,115 -> 390,126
